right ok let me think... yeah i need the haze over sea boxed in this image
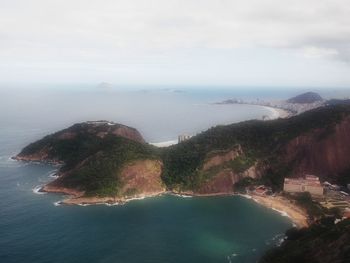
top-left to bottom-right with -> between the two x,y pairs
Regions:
0,86 -> 345,263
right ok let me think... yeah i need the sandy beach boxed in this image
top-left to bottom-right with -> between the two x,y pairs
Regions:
248,194 -> 309,228
263,106 -> 291,119
150,104 -> 290,148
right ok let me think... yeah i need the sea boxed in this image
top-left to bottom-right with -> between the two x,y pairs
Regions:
0,86 -> 343,263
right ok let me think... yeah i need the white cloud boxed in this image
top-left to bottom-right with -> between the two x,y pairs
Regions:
302,47 -> 339,59
0,0 -> 350,85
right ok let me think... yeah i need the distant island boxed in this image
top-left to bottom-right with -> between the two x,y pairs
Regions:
14,103 -> 350,263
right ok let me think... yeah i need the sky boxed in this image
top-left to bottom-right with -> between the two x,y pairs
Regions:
1,0 -> 350,87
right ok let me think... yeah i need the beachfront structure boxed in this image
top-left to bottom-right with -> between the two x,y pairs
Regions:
284,175 -> 324,196
178,134 -> 191,143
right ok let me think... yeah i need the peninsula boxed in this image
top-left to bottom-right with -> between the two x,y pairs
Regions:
15,104 -> 350,207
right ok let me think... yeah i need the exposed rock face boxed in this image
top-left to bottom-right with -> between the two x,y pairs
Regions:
242,162 -> 266,179
14,145 -> 60,163
284,116 -> 350,179
287,92 -> 323,104
197,169 -> 239,194
42,184 -> 84,197
43,159 -> 165,204
202,145 -> 243,171
196,145 -> 264,194
196,163 -> 265,194
119,160 -> 165,197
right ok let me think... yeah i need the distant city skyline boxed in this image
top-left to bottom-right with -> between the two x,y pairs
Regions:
1,0 -> 350,87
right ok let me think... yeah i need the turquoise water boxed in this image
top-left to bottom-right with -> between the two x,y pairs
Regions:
0,88 -> 293,262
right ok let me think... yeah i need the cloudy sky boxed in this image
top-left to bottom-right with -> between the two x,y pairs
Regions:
1,0 -> 350,87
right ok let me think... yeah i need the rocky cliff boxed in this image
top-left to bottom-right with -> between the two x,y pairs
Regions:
192,145 -> 264,194
43,159 -> 165,204
283,116 -> 350,181
161,104 -> 350,192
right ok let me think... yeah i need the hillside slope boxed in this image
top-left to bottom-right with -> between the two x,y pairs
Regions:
15,104 -> 350,200
15,121 -> 164,200
161,104 -> 350,192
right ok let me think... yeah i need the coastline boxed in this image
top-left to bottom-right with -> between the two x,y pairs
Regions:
25,157 -> 307,228
247,193 -> 308,228
149,104 -> 290,148
41,182 -> 308,228
170,191 -> 308,228
262,105 -> 291,119
61,191 -> 166,206
41,184 -> 166,206
214,100 -> 292,120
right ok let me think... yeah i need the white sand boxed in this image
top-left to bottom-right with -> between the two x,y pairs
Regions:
263,106 -> 290,119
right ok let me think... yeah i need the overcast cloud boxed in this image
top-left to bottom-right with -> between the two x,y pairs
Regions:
0,0 -> 350,86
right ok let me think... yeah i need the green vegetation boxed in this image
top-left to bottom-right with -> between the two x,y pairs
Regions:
20,123 -> 160,196
282,192 -> 324,219
19,104 -> 350,195
228,155 -> 255,173
162,104 -> 350,191
234,177 -> 261,192
282,192 -> 344,221
260,219 -> 350,263
57,136 -> 159,196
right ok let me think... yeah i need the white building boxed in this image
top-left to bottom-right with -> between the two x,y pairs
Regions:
178,134 -> 191,143
284,175 -> 324,196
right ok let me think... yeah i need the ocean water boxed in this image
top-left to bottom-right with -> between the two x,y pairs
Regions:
0,87 -> 293,263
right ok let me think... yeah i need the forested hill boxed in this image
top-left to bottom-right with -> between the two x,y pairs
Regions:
15,104 -> 350,197
161,104 -> 350,192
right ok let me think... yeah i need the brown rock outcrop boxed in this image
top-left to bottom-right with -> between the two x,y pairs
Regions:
119,159 -> 165,196
196,145 -> 264,194
14,145 -> 62,164
197,169 -> 239,194
202,145 -> 243,171
42,159 -> 165,205
284,116 -> 350,179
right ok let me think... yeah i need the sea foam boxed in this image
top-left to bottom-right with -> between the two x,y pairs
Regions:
271,207 -> 290,218
32,185 -> 46,194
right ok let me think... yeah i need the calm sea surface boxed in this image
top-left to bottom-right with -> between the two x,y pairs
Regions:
0,87 -> 293,263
